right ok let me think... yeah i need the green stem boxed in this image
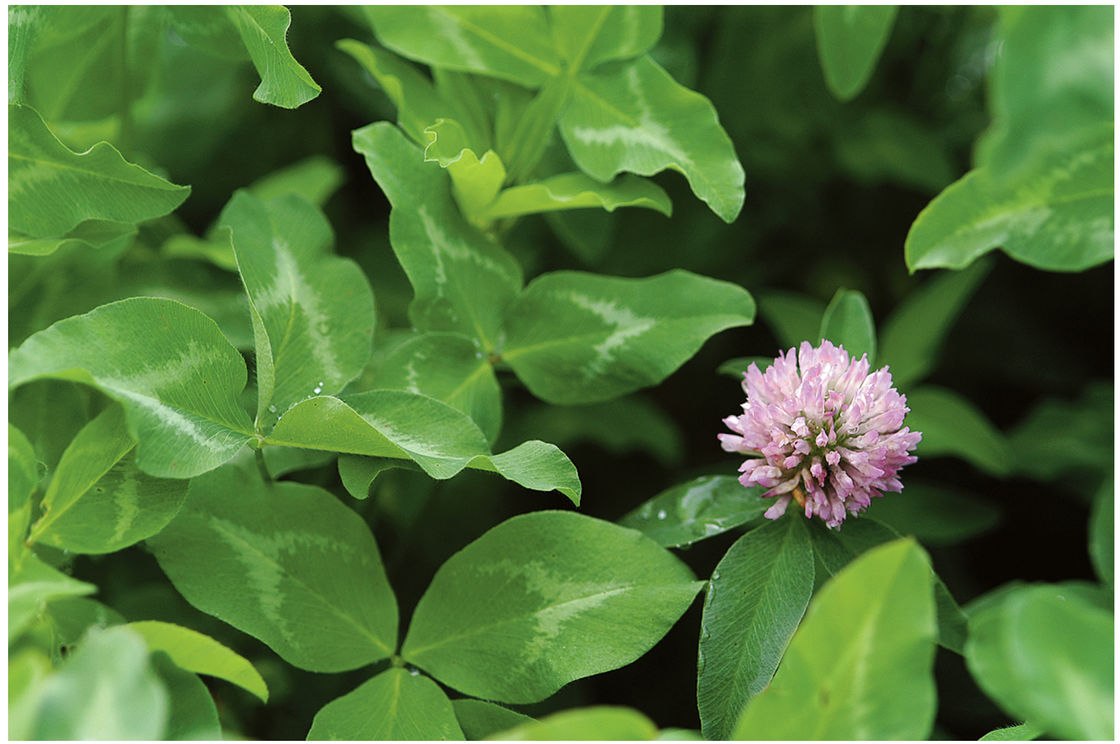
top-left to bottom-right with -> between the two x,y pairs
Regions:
255,448 -> 271,483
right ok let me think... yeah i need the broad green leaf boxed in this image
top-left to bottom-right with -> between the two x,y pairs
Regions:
308,667 -> 463,740
423,118 -> 506,218
618,475 -> 769,548
905,126 -> 1113,273
906,385 -> 1013,476
353,122 -> 523,350
265,391 -> 580,504
127,620 -> 268,702
480,172 -> 672,221
733,539 -> 937,739
47,597 -> 125,647
560,55 -> 745,223
31,626 -> 169,740
979,722 -> 1042,741
9,105 -> 190,239
756,290 -> 827,350
219,191 -> 375,426
336,39 -> 450,146
248,155 -> 345,207
30,413 -> 188,554
966,584 -> 1114,740
401,511 -> 703,703
549,6 -> 663,73
166,6 -> 246,59
1008,382 -> 1114,481
454,699 -> 534,740
818,288 -> 875,365
262,446 -> 336,479
7,6 -> 39,105
8,298 -> 255,478
365,6 -> 561,88
502,269 -> 754,404
812,6 -> 899,101
226,6 -> 321,108
9,552 -> 96,642
879,259 -> 992,388
1089,479 -> 1113,587
9,424 -> 37,565
10,220 -> 137,257
489,706 -> 658,740
371,331 -> 502,443
148,465 -> 398,673
698,517 -> 814,739
152,654 -> 222,741
863,481 -> 1000,546
8,648 -> 52,740
337,455 -> 418,500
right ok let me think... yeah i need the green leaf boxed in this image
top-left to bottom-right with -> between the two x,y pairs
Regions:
337,455 -> 417,500
618,475 -> 769,548
717,356 -> 773,379
489,706 -> 658,740
905,126 -> 1113,273
308,667 -> 464,740
560,55 -> 745,223
966,584 -> 1114,740
218,190 -> 375,427
353,122 -> 523,350
248,155 -> 345,207
9,423 -> 38,565
502,269 -> 755,404
1008,382 -> 1114,481
879,259 -> 992,388
8,648 -> 52,740
480,172 -> 672,221
401,511 -> 703,703
906,385 -> 1013,476
698,517 -> 814,739
127,620 -> 269,702
863,481 -> 1000,546
423,118 -> 506,218
818,288 -> 876,365
46,597 -> 125,647
365,6 -> 562,88
370,332 -> 502,443
454,699 -> 534,740
147,465 -> 398,673
979,722 -> 1043,741
265,391 -> 581,504
31,626 -> 169,740
9,552 -> 96,643
8,104 -> 190,239
8,6 -> 40,105
152,654 -> 222,741
1089,479 -> 1113,587
812,6 -> 898,101
549,6 -> 663,73
10,220 -> 137,257
8,298 -> 255,479
263,446 -> 336,479
733,539 -> 937,739
226,6 -> 321,108
756,290 -> 827,350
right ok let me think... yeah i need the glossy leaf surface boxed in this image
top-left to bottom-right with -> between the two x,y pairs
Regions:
618,475 -> 769,548
549,6 -> 663,72
308,667 -> 463,740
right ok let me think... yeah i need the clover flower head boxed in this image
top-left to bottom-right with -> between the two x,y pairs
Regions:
719,340 -> 922,529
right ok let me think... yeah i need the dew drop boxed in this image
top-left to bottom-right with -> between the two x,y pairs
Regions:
408,667 -> 420,676
711,570 -> 721,582
268,404 -> 277,413
656,509 -> 667,520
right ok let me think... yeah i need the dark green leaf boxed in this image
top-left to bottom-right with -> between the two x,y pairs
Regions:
454,699 -> 534,740
698,517 -> 814,739
46,597 -> 125,647
148,465 -> 398,673
812,6 -> 898,101
1089,479 -> 1113,587
9,423 -> 38,565
863,480 -> 1000,546
906,385 -> 1013,476
619,475 -> 768,548
755,290 -> 827,350
11,220 -> 137,258
337,455 -> 418,500
489,706 -> 658,740
226,6 -> 321,108
401,511 -> 703,703
1008,382 -> 1114,481
818,288 -> 876,365
248,155 -> 345,207
152,654 -> 222,741
308,667 -> 464,740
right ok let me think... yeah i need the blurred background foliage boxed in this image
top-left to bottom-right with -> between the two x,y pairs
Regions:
9,6 -> 1112,739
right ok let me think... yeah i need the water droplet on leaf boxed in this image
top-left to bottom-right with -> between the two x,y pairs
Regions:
656,509 -> 667,520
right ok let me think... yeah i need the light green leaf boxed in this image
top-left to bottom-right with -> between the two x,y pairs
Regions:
8,648 -> 52,740
9,423 -> 37,566
1089,479 -> 1113,587
979,722 -> 1042,741
549,6 -> 663,73
480,172 -> 672,221
127,620 -> 268,702
560,55 -> 745,223
879,259 -> 992,388
966,584 -> 1113,740
9,104 -> 190,239
337,456 -> 418,500
818,288 -> 876,365
371,332 -> 502,443
489,706 -> 658,740
905,126 -> 1113,273
148,465 -> 398,673
8,6 -> 40,105
31,626 -> 168,740
734,539 -> 937,739
423,118 -> 505,218
264,391 -> 580,504
906,385 -> 1013,476
454,699 -> 534,740
353,122 -> 523,350
619,475 -> 768,548
863,481 -> 1000,546
9,552 -> 96,643
29,405 -> 188,554
308,667 -> 463,740
226,5 -> 321,108
502,269 -> 754,404
698,517 -> 814,739
10,220 -> 137,257
401,511 -> 703,703
756,290 -> 827,350
365,6 -> 561,88
218,190 -> 375,426
8,298 -> 255,479
152,654 -> 222,741
248,155 -> 345,207
812,6 -> 899,101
